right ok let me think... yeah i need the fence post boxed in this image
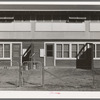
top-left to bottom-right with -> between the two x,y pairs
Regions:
41,63 -> 44,87
91,43 -> 95,88
19,65 -> 22,87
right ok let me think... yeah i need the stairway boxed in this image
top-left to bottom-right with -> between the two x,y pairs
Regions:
76,43 -> 94,69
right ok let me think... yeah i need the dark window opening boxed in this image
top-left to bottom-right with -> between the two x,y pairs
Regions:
36,15 -> 43,21
44,15 -> 52,21
23,14 -> 30,21
47,45 -> 53,57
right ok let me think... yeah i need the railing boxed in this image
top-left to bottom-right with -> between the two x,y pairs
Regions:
22,44 -> 32,62
23,45 -> 31,58
76,43 -> 94,69
76,43 -> 91,58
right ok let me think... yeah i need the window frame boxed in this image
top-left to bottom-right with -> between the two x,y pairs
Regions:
55,42 -> 100,60
45,42 -> 100,60
0,43 -> 11,59
63,44 -> 70,58
56,44 -> 62,58
96,44 -> 100,58
56,43 -> 71,59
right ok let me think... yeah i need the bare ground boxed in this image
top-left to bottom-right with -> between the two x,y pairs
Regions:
0,67 -> 100,91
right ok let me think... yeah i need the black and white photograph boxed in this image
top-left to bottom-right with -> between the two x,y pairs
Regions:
0,0 -> 100,93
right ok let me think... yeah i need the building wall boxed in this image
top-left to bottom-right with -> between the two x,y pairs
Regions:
0,40 -> 96,68
94,60 -> 100,68
23,41 -> 44,66
0,21 -> 100,40
55,60 -> 100,68
22,41 -> 100,68
56,60 -> 76,67
33,41 -> 44,66
34,21 -> 100,39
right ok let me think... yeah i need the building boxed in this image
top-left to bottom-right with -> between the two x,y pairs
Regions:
0,2 -> 100,68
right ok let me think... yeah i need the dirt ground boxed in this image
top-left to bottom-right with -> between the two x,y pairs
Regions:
0,67 -> 100,91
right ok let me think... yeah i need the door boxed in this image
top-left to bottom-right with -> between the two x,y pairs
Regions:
12,44 -> 21,66
46,44 -> 54,66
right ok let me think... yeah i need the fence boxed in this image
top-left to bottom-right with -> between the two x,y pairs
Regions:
21,60 -> 99,90
21,61 -> 44,87
0,60 -> 98,90
0,61 -> 20,88
92,68 -> 100,89
42,67 -> 94,90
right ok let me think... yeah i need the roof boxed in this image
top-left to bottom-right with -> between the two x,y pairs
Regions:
0,1 -> 100,11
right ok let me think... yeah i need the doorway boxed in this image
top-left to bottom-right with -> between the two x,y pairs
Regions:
46,44 -> 54,66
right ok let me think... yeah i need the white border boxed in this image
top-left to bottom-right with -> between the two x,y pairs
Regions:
0,91 -> 100,98
0,2 -> 100,5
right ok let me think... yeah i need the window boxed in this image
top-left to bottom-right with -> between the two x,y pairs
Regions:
64,44 -> 69,58
96,44 -> 100,58
55,43 -> 100,59
4,44 -> 10,58
44,15 -> 52,22
53,15 -> 61,22
23,15 -> 30,21
47,45 -> 53,57
14,15 -> 23,21
72,44 -> 77,58
0,44 -> 10,58
56,44 -> 69,58
79,44 -> 84,51
56,44 -> 62,58
36,15 -> 43,22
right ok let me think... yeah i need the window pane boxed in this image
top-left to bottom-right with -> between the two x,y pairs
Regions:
14,15 -> 23,21
23,15 -> 30,21
57,44 -> 62,58
64,44 -> 69,51
47,45 -> 53,50
64,51 -> 69,58
57,44 -> 62,51
53,15 -> 61,22
79,44 -> 84,51
0,44 -> 3,58
36,15 -> 43,21
47,45 -> 53,57
44,15 -> 52,21
72,44 -> 77,58
97,44 -> 100,58
4,44 -> 10,58
72,52 -> 77,58
64,44 -> 69,58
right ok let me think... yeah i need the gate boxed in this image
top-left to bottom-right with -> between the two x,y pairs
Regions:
0,61 -> 20,88
22,61 -> 43,87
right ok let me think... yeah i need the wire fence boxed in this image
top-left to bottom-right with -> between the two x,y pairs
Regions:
0,61 -> 20,88
21,61 -> 44,87
0,60 -> 99,90
92,68 -> 100,88
42,67 -> 94,89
